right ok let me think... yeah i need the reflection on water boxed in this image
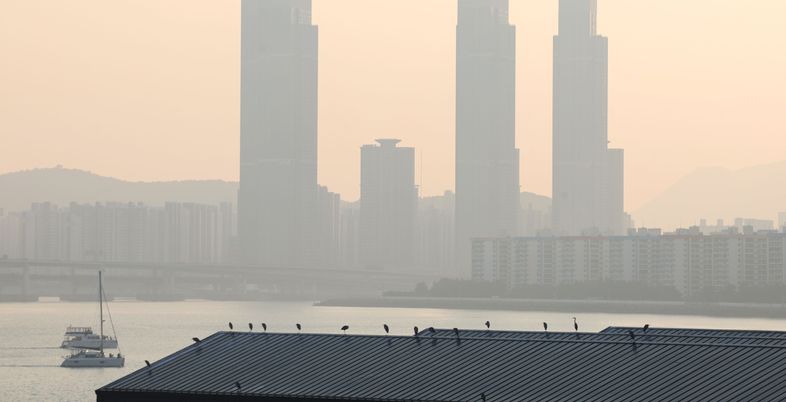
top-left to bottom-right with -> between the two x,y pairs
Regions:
2,300 -> 786,402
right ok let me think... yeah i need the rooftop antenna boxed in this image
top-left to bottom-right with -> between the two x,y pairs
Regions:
383,324 -> 390,334
261,323 -> 267,332
485,321 -> 491,330
192,337 -> 201,343
341,325 -> 349,334
248,323 -> 253,332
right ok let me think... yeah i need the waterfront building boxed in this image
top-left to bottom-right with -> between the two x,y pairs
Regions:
472,228 -> 786,297
359,139 -> 417,270
552,0 -> 624,235
238,0 -> 319,267
455,0 -> 520,278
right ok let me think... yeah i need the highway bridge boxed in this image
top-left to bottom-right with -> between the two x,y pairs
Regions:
0,259 -> 439,302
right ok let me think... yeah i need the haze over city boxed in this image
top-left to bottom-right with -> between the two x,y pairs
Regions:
4,1 -> 786,401
3,0 -> 786,213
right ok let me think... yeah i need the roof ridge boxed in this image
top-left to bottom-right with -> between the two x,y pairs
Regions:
209,331 -> 786,350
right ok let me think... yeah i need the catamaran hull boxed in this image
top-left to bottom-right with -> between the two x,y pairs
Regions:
61,357 -> 125,368
61,339 -> 118,350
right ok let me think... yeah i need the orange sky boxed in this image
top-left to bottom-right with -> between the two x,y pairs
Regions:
1,0 -> 785,210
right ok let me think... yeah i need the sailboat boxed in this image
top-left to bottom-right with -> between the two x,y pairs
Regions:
61,271 -> 125,368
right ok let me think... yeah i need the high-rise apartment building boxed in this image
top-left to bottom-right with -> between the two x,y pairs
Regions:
238,0 -> 318,267
359,139 -> 417,269
455,0 -> 520,277
552,0 -> 624,235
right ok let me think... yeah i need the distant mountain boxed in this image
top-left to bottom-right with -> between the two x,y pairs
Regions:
0,167 -> 557,218
634,160 -> 786,230
0,168 -> 237,212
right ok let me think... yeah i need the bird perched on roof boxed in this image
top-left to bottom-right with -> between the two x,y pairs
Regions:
413,326 -> 419,336
485,321 -> 491,330
228,322 -> 234,331
296,323 -> 302,332
341,325 -> 349,334
144,360 -> 151,368
248,323 -> 253,332
428,327 -> 437,335
261,323 -> 267,332
383,324 -> 390,334
643,324 -> 650,334
543,322 -> 548,332
573,317 -> 579,332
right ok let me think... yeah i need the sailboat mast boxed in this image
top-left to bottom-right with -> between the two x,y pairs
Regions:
99,270 -> 104,354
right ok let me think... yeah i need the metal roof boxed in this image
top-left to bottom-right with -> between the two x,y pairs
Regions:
418,327 -> 786,347
98,328 -> 786,402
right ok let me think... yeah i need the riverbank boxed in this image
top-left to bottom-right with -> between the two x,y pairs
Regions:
317,296 -> 786,319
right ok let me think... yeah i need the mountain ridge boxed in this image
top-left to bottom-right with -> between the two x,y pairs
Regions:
0,167 -> 237,212
634,160 -> 786,229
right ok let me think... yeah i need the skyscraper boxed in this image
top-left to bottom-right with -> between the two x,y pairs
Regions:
238,0 -> 318,267
455,0 -> 520,277
552,0 -> 624,235
359,139 -> 417,270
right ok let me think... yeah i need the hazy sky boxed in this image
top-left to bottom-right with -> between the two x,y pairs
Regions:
1,0 -> 785,210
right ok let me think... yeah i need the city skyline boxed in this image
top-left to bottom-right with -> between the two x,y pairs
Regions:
3,1 -> 786,211
4,2 -> 786,400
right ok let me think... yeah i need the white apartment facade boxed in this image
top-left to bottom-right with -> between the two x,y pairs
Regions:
472,228 -> 786,297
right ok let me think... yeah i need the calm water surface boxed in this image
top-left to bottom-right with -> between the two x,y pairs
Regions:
3,300 -> 786,402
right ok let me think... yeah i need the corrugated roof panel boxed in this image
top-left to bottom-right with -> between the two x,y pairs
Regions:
98,328 -> 786,402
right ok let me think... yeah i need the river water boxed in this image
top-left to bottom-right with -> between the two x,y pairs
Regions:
2,300 -> 786,402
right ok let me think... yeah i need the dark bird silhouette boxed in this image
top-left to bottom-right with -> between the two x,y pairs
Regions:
573,317 -> 579,332
628,330 -> 636,342
145,360 -> 151,368
296,323 -> 302,332
383,324 -> 390,334
261,323 -> 267,332
428,327 -> 436,335
481,392 -> 487,402
543,322 -> 548,332
248,323 -> 253,332
414,326 -> 419,336
643,324 -> 650,334
341,325 -> 349,334
485,321 -> 491,330
192,337 -> 201,343
235,381 -> 241,391
228,322 -> 234,331
453,328 -> 460,338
